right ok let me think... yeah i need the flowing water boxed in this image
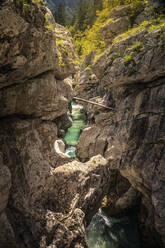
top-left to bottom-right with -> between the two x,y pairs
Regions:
64,101 -> 86,158
64,102 -> 140,248
87,209 -> 140,248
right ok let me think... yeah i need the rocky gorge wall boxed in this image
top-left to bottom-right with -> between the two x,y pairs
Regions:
0,1 -> 165,247
0,1 -> 112,247
75,4 -> 165,248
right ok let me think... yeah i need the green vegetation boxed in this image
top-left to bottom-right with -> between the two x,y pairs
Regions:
57,41 -> 71,67
124,54 -> 133,64
45,12 -> 55,32
14,0 -> 45,11
67,0 -> 165,61
68,0 -> 147,59
129,41 -> 144,52
113,20 -> 151,43
148,18 -> 165,32
54,3 -> 67,26
72,81 -> 79,88
113,16 -> 165,44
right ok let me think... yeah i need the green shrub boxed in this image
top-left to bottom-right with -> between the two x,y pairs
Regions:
72,81 -> 79,88
129,41 -> 144,52
124,54 -> 133,64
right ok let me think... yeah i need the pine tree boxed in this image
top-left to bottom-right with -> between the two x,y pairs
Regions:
76,0 -> 87,31
55,2 -> 66,26
94,0 -> 103,11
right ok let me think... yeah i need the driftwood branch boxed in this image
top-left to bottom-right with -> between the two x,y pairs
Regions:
73,97 -> 114,111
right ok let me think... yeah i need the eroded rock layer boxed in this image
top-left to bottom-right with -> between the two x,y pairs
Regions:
1,0 -> 165,247
76,6 -> 165,247
0,1 -> 112,247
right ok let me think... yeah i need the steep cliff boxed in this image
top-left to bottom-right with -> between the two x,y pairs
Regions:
1,0 -> 165,247
0,1 -> 111,247
76,4 -> 165,248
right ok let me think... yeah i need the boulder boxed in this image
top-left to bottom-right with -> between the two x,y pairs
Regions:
77,125 -> 109,161
75,68 -> 99,101
109,5 -> 131,19
100,16 -> 130,45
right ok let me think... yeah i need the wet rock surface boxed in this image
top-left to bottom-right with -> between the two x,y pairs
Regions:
76,14 -> 165,248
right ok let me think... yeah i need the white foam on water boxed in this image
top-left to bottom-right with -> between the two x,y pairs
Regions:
72,104 -> 83,109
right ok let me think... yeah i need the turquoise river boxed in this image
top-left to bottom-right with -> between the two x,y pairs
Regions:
64,101 -> 140,248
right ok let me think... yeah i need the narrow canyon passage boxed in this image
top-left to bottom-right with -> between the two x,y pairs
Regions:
0,0 -> 165,247
64,101 -> 87,158
63,101 -> 140,248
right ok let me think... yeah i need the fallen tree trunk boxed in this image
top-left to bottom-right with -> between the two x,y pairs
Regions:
73,97 -> 114,111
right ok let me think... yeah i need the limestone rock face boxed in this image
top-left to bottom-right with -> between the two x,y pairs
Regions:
77,18 -> 165,247
100,16 -> 130,45
0,155 -> 14,248
0,72 -> 73,120
0,155 -> 11,214
109,5 -> 131,19
0,0 -> 78,89
0,118 -> 110,247
0,1 -> 112,247
55,23 -> 79,79
78,82 -> 165,248
0,0 -> 75,122
93,25 -> 165,87
0,1 -> 59,88
80,51 -> 95,72
99,5 -> 131,45
75,68 -> 99,100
